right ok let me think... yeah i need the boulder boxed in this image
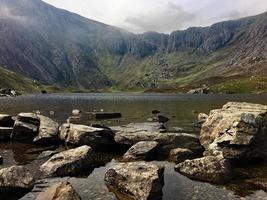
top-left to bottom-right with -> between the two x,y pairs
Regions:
11,113 -> 59,144
72,109 -> 82,116
33,115 -> 59,145
200,102 -> 267,162
175,156 -> 232,183
114,124 -> 200,155
59,123 -> 115,151
169,148 -> 199,163
104,162 -> 164,200
40,145 -> 93,177
36,181 -> 81,200
122,141 -> 158,161
0,127 -> 13,140
0,166 -> 34,190
0,114 -> 14,127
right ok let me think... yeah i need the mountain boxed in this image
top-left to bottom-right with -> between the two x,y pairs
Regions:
0,0 -> 266,93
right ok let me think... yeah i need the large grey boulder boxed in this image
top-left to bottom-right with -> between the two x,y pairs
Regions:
0,114 -> 14,127
36,181 -> 81,200
200,102 -> 267,162
175,156 -> 232,184
105,162 -> 164,200
40,145 -> 93,177
11,113 -> 59,144
60,123 -> 115,151
0,166 -> 34,190
114,124 -> 201,155
122,141 -> 158,161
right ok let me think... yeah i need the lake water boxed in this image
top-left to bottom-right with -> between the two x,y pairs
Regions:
1,93 -> 267,200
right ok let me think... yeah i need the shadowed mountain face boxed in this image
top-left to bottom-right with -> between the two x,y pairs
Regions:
0,0 -> 266,92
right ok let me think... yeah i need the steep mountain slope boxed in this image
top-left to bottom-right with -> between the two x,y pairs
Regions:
0,0 -> 266,93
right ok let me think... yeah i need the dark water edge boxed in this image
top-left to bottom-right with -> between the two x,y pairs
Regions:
1,93 -> 267,200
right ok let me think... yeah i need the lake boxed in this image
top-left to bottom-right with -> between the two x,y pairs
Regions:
1,93 -> 267,200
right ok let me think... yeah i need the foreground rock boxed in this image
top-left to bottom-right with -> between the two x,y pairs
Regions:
175,156 -> 232,183
169,148 -> 199,163
105,162 -> 164,200
114,123 -> 201,155
122,141 -> 158,161
0,166 -> 34,190
60,123 -> 115,151
36,181 -> 81,200
11,113 -> 59,144
40,145 -> 93,177
200,102 -> 267,162
197,113 -> 208,124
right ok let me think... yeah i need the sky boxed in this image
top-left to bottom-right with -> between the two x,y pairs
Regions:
43,0 -> 267,33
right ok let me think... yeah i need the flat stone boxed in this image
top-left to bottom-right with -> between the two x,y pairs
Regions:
169,148 -> 198,163
105,162 -> 164,200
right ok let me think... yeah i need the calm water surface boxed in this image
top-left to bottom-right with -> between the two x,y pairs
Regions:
1,93 -> 267,200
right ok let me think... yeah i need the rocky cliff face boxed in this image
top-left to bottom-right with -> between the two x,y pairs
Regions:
0,0 -> 266,91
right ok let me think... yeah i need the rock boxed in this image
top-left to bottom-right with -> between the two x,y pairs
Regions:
0,156 -> 3,165
33,115 -> 59,145
169,148 -> 198,163
112,122 -> 166,134
36,181 -> 81,200
93,112 -> 121,119
72,109 -> 81,116
0,127 -> 13,140
197,113 -> 208,123
0,114 -> 14,127
40,145 -> 93,177
157,115 -> 169,123
188,86 -> 209,94
114,124 -> 200,155
152,110 -> 161,114
0,166 -> 34,190
104,162 -> 164,200
122,141 -> 158,161
175,156 -> 232,183
59,123 -> 115,151
11,113 -> 59,144
246,178 -> 267,192
200,102 -> 267,162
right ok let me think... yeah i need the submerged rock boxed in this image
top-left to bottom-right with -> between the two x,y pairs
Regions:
105,162 -> 164,200
169,148 -> 199,163
200,102 -> 267,162
0,166 -> 34,190
114,124 -> 200,155
60,123 -> 115,151
175,156 -> 232,183
122,141 -> 158,161
0,114 -> 14,127
0,127 -> 13,140
40,145 -> 93,177
36,181 -> 81,200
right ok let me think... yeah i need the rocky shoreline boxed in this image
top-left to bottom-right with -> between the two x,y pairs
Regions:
0,102 -> 267,199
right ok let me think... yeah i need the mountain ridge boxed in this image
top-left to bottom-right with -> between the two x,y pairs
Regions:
0,0 -> 266,93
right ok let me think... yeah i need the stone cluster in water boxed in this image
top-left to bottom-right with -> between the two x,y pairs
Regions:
0,102 -> 267,199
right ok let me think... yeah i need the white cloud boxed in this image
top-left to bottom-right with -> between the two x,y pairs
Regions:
42,0 -> 267,33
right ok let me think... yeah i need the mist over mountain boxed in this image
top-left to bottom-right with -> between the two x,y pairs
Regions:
0,0 -> 266,92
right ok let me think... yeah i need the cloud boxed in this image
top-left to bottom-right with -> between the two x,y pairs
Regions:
125,2 -> 195,33
0,6 -> 27,22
